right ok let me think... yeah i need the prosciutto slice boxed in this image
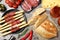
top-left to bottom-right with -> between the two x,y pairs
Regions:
22,1 -> 32,12
27,0 -> 39,7
21,0 -> 39,12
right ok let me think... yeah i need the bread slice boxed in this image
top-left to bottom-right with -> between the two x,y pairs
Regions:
28,15 -> 40,25
34,13 -> 48,29
35,19 -> 57,38
28,8 -> 45,25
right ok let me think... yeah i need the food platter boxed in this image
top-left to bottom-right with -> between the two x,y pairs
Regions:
0,0 -> 60,40
2,9 -> 27,34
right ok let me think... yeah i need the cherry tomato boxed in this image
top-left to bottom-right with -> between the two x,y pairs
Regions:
16,1 -> 20,5
6,0 -> 22,8
7,0 -> 14,7
16,0 -> 22,5
13,4 -> 18,8
18,0 -> 22,2
5,0 -> 10,4
8,2 -> 13,7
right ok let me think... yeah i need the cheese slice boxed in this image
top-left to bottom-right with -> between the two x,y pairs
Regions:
42,0 -> 58,8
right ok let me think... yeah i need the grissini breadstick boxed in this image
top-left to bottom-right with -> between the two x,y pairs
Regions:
0,10 -> 24,21
0,21 -> 26,33
0,13 -> 23,23
0,24 -> 28,36
1,15 -> 24,27
0,18 -> 24,31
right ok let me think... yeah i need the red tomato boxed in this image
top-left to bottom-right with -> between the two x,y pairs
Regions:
16,1 -> 20,5
50,6 -> 60,18
13,4 -> 18,8
6,0 -> 22,8
5,0 -> 10,4
7,0 -> 14,7
16,0 -> 22,5
18,0 -> 22,2
8,2 -> 13,7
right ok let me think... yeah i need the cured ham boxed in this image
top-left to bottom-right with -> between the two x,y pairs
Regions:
28,0 -> 39,7
0,10 -> 23,21
24,0 -> 32,11
22,1 -> 32,12
21,0 -> 39,12
11,27 -> 20,33
11,20 -> 20,26
5,17 -> 14,22
4,11 -> 15,18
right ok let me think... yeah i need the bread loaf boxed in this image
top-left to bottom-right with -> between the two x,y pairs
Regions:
35,19 -> 57,38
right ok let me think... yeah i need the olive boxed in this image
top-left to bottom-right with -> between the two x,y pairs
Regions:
0,4 -> 6,12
